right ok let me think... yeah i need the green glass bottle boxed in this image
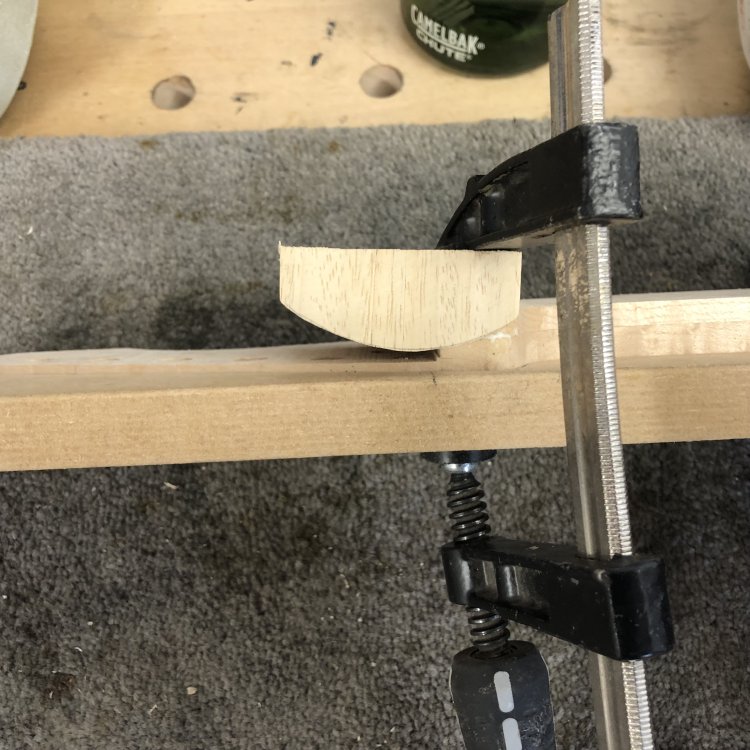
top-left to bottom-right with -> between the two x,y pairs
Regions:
401,0 -> 565,75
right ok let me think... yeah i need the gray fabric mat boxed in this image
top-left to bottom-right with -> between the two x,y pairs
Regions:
0,118 -> 748,749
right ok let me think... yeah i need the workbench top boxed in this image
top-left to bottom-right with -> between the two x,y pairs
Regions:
2,0 -> 749,138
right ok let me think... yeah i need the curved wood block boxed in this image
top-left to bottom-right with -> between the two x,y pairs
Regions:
279,245 -> 522,351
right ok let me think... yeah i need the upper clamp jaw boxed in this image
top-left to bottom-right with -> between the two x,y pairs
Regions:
438,122 -> 642,250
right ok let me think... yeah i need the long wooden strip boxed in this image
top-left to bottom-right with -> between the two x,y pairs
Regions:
0,291 -> 747,471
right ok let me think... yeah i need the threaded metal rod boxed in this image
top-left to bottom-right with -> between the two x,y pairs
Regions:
549,2 -> 654,747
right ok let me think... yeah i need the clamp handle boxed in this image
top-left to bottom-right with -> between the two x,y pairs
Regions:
452,641 -> 557,750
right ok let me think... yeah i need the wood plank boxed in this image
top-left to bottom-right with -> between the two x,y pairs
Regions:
0,291 -> 747,471
279,246 -> 522,351
1,0 -> 748,138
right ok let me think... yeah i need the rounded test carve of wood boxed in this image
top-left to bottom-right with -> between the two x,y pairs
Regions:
279,245 -> 522,351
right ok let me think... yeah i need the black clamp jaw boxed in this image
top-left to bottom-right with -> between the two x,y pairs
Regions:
443,536 -> 673,662
438,122 -> 642,250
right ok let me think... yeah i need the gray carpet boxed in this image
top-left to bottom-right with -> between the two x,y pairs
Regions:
0,118 -> 748,749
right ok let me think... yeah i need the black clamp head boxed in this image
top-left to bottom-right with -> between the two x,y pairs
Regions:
438,122 -> 643,250
443,536 -> 674,662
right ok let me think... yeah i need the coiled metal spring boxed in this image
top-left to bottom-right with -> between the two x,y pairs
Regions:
467,608 -> 511,654
446,472 -> 491,543
446,470 -> 509,655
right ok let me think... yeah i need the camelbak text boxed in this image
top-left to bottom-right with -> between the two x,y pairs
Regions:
410,4 -> 485,62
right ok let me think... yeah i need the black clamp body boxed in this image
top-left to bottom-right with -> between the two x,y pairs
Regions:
443,536 -> 674,662
438,122 -> 642,250
434,123 -> 670,666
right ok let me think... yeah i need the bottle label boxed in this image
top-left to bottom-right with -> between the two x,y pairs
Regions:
409,4 -> 486,64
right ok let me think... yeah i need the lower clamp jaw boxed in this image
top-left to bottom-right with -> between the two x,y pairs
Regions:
442,536 -> 674,662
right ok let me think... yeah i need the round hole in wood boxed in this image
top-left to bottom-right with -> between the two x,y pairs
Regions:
151,75 -> 196,110
603,58 -> 613,83
359,65 -> 403,98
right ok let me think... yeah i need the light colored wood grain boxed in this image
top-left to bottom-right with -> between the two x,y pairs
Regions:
1,0 -> 748,138
0,290 -> 747,471
443,289 -> 750,368
279,246 -> 522,351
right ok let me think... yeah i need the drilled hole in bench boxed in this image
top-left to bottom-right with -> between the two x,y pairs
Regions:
359,65 -> 403,98
151,75 -> 196,110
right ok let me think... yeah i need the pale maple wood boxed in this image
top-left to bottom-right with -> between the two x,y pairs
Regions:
279,246 -> 522,351
0,290 -> 747,472
1,0 -> 748,138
